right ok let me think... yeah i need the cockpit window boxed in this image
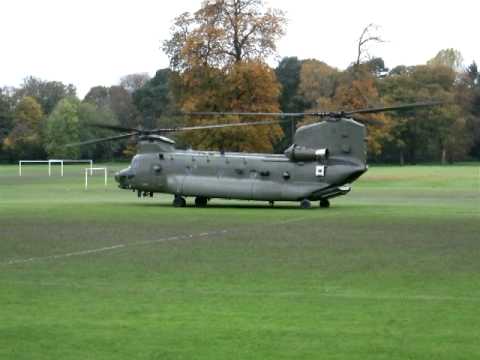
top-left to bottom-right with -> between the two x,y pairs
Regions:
131,156 -> 140,170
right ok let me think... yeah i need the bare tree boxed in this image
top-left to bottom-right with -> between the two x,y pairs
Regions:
356,23 -> 384,66
120,73 -> 151,93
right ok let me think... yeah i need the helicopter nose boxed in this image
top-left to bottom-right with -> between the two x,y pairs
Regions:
115,168 -> 135,189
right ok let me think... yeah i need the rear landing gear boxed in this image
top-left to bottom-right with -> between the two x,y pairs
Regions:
300,199 -> 311,209
195,196 -> 208,207
320,199 -> 330,208
173,195 -> 186,207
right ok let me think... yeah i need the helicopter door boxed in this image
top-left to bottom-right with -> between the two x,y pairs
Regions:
251,166 -> 282,201
164,154 -> 186,194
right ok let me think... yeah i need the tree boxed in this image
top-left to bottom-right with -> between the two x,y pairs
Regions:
0,88 -> 14,159
298,59 -> 339,107
355,23 -> 384,67
83,86 -> 110,108
163,0 -> 286,69
164,0 -> 286,152
297,62 -> 391,157
84,85 -> 140,128
333,73 -> 391,156
15,76 -> 76,115
275,57 -> 310,148
44,98 -> 81,158
109,86 -> 140,128
380,65 -> 468,163
132,69 -> 177,129
457,61 -> 480,159
275,57 -> 305,112
427,49 -> 464,73
365,57 -> 388,77
120,73 -> 151,93
3,96 -> 45,160
177,61 -> 283,152
77,102 -> 119,160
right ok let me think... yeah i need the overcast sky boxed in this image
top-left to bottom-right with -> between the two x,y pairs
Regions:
1,0 -> 478,98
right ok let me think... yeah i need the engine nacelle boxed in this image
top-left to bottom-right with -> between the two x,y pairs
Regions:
284,145 -> 329,162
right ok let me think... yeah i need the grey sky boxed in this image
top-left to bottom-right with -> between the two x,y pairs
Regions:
1,0 -> 478,97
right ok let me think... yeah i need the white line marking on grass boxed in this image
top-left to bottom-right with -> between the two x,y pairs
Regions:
2,216 -> 309,266
1,229 -> 229,266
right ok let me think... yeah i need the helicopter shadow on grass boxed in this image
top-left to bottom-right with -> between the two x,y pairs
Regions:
125,200 -> 363,211
127,202 -> 297,210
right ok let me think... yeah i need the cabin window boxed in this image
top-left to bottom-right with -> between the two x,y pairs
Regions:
159,153 -> 164,160
259,170 -> 270,177
153,165 -> 162,175
282,171 -> 290,180
315,165 -> 325,177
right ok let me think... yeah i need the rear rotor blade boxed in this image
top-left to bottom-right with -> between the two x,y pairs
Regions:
66,132 -> 137,147
351,116 -> 384,126
344,101 -> 443,116
187,101 -> 443,119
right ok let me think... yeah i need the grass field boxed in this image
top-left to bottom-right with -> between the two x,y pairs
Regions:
0,163 -> 479,359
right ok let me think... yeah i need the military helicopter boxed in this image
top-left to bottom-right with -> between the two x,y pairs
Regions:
72,102 -> 439,208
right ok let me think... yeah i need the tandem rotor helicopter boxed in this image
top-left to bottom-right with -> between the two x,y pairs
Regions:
71,102 -> 439,209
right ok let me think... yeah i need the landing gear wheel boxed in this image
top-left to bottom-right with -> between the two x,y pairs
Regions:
300,199 -> 311,209
320,199 -> 330,208
194,196 -> 208,207
173,195 -> 186,207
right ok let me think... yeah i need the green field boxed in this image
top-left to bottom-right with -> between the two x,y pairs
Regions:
0,163 -> 479,359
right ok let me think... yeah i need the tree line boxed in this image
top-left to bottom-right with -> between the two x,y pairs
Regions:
1,0 -> 479,164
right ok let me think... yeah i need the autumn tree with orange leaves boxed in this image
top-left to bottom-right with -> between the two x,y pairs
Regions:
163,0 -> 286,152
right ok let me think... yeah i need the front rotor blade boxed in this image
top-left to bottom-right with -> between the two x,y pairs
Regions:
66,132 -> 138,147
151,119 -> 292,133
86,123 -> 140,133
186,111 -> 308,118
345,101 -> 443,116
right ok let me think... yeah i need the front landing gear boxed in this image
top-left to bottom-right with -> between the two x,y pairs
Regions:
320,199 -> 330,208
173,195 -> 186,207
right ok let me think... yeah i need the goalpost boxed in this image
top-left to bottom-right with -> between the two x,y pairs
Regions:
19,159 -> 93,176
84,167 -> 108,189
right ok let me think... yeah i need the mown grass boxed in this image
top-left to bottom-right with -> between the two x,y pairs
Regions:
0,163 -> 479,359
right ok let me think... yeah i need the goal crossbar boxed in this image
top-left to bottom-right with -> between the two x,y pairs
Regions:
19,159 -> 93,176
84,167 -> 108,189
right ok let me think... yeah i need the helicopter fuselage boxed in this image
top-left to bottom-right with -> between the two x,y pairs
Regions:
115,149 -> 366,201
114,117 -> 368,205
